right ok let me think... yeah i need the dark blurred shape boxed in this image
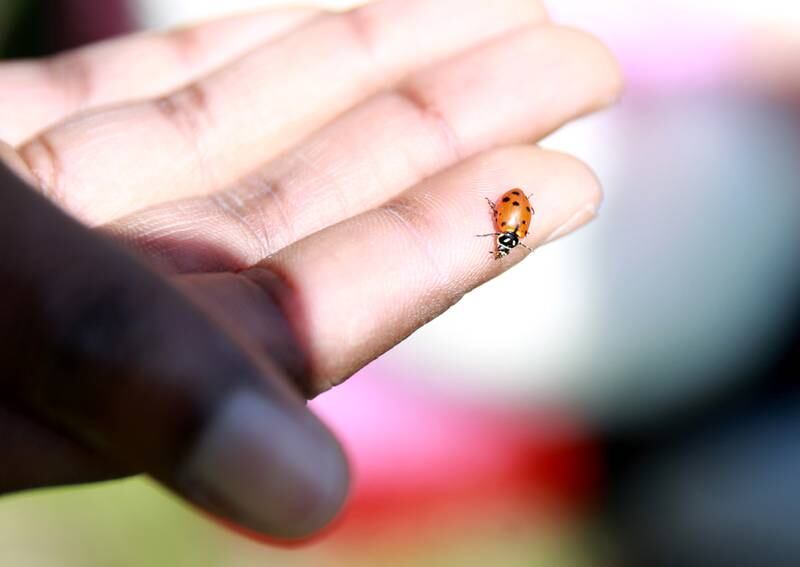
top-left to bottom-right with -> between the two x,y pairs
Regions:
601,92 -> 800,567
2,0 -> 133,58
609,394 -> 800,567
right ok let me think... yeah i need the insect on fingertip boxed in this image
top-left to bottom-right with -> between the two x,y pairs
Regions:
480,189 -> 534,258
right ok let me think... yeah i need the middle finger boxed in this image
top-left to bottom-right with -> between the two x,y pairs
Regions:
17,0 -> 547,224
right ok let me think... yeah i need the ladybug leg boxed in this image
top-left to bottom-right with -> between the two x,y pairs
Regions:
476,232 -> 501,257
519,242 -> 533,252
484,197 -> 498,217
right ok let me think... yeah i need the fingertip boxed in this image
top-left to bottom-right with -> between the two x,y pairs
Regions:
536,147 -> 605,210
541,26 -> 624,110
471,145 -> 605,211
175,389 -> 350,540
440,145 -> 604,263
559,26 -> 625,108
505,147 -> 604,246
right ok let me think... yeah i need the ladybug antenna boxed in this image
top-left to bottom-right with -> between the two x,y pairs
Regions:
476,232 -> 501,238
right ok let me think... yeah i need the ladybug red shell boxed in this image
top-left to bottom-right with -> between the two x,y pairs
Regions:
477,189 -> 535,258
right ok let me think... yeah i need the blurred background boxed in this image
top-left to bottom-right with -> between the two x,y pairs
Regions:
3,1 -> 800,566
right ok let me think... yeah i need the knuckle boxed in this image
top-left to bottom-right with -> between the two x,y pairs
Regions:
17,133 -> 67,209
392,84 -> 463,163
164,25 -> 203,69
154,83 -> 213,141
154,84 -> 219,193
211,177 -> 289,262
341,6 -> 379,66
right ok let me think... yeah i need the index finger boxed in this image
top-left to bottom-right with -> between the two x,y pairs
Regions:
181,146 -> 603,396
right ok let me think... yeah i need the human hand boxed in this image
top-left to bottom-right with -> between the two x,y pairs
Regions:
0,0 -> 622,541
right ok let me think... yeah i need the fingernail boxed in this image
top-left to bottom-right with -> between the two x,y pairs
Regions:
544,203 -> 599,244
177,389 -> 349,540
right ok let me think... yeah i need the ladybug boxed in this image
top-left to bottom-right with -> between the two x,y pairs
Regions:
477,189 -> 535,259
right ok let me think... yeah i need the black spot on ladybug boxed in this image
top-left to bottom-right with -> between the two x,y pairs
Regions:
512,191 -> 520,196
502,197 -> 510,203
501,221 -> 507,226
513,201 -> 520,206
522,220 -> 526,224
526,206 -> 531,212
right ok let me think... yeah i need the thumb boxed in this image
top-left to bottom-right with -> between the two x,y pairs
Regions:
0,162 -> 348,540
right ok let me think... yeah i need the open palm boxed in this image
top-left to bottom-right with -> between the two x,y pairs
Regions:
0,0 -> 621,541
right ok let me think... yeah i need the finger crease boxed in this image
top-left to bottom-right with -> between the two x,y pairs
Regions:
341,7 -> 380,74
17,134 -> 66,208
211,190 -> 272,262
381,197 -> 446,285
166,26 -> 204,71
250,173 -> 297,252
154,84 -> 218,193
213,170 -> 299,261
293,147 -> 351,220
394,83 -> 463,164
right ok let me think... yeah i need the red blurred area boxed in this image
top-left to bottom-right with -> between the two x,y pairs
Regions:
312,365 -> 602,541
220,366 -> 601,548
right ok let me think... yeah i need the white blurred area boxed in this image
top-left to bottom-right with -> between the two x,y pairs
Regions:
132,0 -> 800,29
549,0 -> 800,29
129,0 -> 800,425
134,0 -> 363,29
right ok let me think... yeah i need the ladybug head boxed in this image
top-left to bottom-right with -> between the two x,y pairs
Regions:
496,232 -> 519,257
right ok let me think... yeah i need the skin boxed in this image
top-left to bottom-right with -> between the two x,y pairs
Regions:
0,0 -> 622,541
